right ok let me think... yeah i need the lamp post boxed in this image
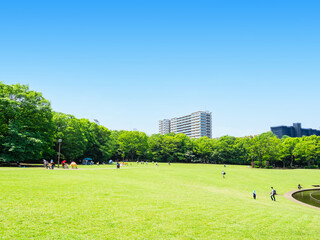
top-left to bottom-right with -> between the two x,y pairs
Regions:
58,139 -> 62,168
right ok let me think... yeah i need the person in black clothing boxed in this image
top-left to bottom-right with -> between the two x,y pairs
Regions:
270,187 -> 276,201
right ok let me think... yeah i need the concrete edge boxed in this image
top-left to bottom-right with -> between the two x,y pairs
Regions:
284,188 -> 320,210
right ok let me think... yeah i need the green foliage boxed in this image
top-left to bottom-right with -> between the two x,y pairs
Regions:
83,122 -> 114,162
246,132 -> 280,168
53,113 -> 88,161
279,137 -> 300,168
293,135 -> 320,167
148,133 -> 193,163
0,82 -> 55,162
193,136 -> 213,163
214,136 -> 243,164
1,81 -> 320,168
53,112 -> 114,161
148,134 -> 165,162
117,131 -> 148,161
0,121 -> 43,162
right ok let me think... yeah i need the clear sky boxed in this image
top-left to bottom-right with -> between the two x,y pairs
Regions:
1,0 -> 320,137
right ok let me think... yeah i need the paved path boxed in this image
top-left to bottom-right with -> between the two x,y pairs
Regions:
0,166 -> 150,171
284,188 -> 320,210
57,167 -> 144,170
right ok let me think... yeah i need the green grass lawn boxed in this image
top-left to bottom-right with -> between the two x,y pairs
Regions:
1,163 -> 320,239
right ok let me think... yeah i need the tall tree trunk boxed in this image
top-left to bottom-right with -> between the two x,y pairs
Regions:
259,151 -> 262,168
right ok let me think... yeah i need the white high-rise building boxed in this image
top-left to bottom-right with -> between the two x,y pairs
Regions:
159,119 -> 171,135
190,111 -> 212,139
159,111 -> 212,139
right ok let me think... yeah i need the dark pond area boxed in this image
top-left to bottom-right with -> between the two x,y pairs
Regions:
292,190 -> 320,208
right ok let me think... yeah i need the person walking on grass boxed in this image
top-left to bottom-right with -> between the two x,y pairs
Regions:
270,187 -> 276,201
253,190 -> 256,199
222,171 -> 226,178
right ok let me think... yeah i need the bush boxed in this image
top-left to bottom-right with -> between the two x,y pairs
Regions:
305,165 -> 319,169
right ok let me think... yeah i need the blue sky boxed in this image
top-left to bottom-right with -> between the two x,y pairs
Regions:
1,0 -> 320,137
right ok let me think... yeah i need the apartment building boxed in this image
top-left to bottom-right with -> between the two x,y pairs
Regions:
159,119 -> 171,135
159,111 -> 212,139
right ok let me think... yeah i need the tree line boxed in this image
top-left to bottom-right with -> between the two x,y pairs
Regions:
1,82 -> 320,168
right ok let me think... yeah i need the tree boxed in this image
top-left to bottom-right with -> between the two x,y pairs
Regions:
0,82 -> 55,162
293,136 -> 320,168
214,136 -> 242,164
148,134 -> 165,162
248,132 -> 280,168
82,120 -> 114,162
110,130 -> 125,161
0,121 -> 43,162
53,113 -> 87,161
174,134 -> 193,163
193,137 -> 213,163
117,131 -> 148,161
279,137 -> 300,168
235,136 -> 253,165
160,134 -> 178,163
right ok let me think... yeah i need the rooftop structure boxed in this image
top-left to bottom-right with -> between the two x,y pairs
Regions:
271,123 -> 320,138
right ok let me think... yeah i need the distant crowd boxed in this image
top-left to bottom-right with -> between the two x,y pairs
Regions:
43,159 -> 78,169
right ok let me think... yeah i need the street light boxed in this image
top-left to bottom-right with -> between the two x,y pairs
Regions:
58,139 -> 62,168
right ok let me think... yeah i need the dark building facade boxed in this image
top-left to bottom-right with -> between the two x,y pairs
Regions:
271,123 -> 320,138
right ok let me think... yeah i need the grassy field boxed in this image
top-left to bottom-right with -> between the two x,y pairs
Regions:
0,163 -> 320,239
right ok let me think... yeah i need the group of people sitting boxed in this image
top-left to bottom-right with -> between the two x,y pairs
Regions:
61,160 -> 78,169
43,159 -> 55,169
43,159 -> 77,169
